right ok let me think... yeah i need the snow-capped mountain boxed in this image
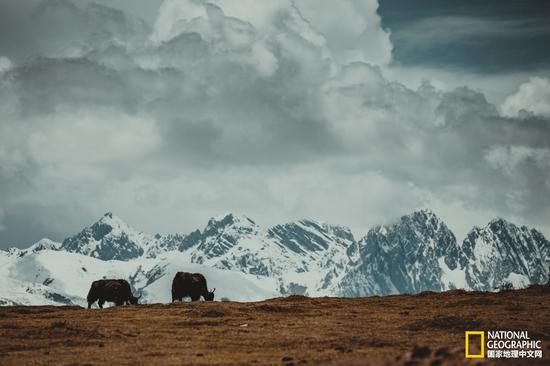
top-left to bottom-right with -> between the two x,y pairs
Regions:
1,209 -> 548,306
60,212 -> 151,260
3,238 -> 61,258
59,212 -> 188,260
189,214 -> 262,265
338,210 -> 549,296
0,250 -> 277,306
186,213 -> 355,295
463,218 -> 550,291
338,209 -> 466,296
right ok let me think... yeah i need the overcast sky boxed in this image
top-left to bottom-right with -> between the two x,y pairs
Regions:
1,0 -> 549,248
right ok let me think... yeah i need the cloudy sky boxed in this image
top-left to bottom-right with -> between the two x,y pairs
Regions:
1,0 -> 549,248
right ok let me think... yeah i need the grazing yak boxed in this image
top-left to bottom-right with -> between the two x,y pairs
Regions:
172,272 -> 215,302
87,279 -> 140,309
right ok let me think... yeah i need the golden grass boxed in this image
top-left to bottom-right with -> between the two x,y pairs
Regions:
0,285 -> 548,365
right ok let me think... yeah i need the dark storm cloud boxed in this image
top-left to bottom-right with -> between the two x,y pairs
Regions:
430,88 -> 550,223
323,81 -> 550,226
0,204 -> 89,246
15,58 -> 137,116
0,0 -> 549,248
0,0 -> 149,63
146,55 -> 343,166
379,0 -> 550,72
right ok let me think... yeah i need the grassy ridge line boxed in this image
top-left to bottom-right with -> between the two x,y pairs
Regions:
0,285 -> 549,365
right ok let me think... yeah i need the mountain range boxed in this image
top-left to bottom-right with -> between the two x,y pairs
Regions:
1,209 -> 548,306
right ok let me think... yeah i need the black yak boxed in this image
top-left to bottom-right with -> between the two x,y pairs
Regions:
87,279 -> 140,309
171,272 -> 215,302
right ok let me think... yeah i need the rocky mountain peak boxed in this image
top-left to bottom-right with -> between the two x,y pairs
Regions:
30,238 -> 61,252
3,238 -> 62,258
59,213 -> 148,261
403,209 -> 445,232
189,213 -> 260,263
322,223 -> 355,243
267,219 -> 345,254
203,213 -> 258,237
487,217 -> 514,231
340,209 -> 464,297
95,211 -> 130,230
205,213 -> 256,230
462,218 -> 549,291
5,209 -> 548,302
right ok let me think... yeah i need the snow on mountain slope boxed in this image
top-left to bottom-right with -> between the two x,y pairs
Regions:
2,212 -> 357,303
462,218 -> 550,291
2,210 -> 549,306
26,238 -> 62,252
338,209 -> 466,296
2,238 -> 61,259
60,212 -> 152,260
0,276 -> 73,306
184,214 -> 355,296
338,211 -> 549,297
58,212 -> 187,260
144,233 -> 186,259
188,214 -> 261,264
131,252 -> 278,303
6,251 -> 136,301
0,249 -> 277,306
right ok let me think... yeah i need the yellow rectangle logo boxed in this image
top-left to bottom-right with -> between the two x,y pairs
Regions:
465,331 -> 485,359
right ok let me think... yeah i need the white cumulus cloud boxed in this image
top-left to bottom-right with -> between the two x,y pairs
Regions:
502,77 -> 550,118
0,0 -> 548,246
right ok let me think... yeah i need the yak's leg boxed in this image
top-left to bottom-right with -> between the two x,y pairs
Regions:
87,295 -> 97,309
115,300 -> 124,306
172,291 -> 182,302
98,299 -> 105,309
191,295 -> 200,302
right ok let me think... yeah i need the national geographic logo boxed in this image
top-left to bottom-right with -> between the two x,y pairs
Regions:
465,331 -> 485,358
465,330 -> 543,359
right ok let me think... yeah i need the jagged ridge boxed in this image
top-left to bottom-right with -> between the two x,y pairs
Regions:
2,209 -> 549,305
